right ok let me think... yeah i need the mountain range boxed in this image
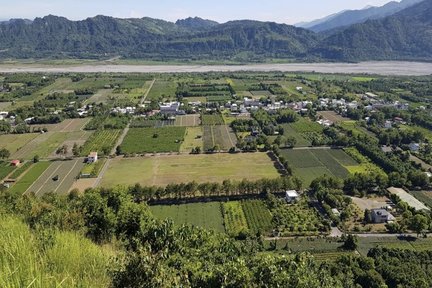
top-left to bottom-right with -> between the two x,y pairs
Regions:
0,0 -> 430,62
297,0 -> 423,33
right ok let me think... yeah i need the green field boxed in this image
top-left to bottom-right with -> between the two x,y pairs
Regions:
81,129 -> 122,156
180,127 -> 204,153
0,162 -> 15,180
280,149 -> 356,187
222,201 -> 249,236
0,133 -> 39,155
241,200 -> 273,234
281,124 -> 310,147
150,202 -> 224,232
8,162 -> 32,180
290,117 -> 323,133
203,125 -> 237,151
120,127 -> 186,154
146,79 -> 177,101
8,161 -> 51,195
101,153 -> 280,187
201,114 -> 225,125
411,191 -> 432,208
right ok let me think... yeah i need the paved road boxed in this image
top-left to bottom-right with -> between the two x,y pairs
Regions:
1,61 -> 432,76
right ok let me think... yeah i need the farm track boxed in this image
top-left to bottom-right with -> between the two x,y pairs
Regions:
140,79 -> 155,104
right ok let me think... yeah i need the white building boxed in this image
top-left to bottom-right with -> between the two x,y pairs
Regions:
285,190 -> 299,203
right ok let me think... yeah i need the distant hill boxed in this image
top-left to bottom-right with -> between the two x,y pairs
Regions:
175,17 -> 219,30
0,0 -> 431,62
299,0 -> 423,33
0,15 -> 319,61
313,0 -> 432,61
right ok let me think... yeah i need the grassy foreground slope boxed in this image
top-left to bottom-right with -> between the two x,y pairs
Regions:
0,215 -> 111,287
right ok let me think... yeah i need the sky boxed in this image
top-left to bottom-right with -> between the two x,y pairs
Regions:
0,0 -> 395,24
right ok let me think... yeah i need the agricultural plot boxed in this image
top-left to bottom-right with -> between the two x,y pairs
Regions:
25,159 -> 85,196
84,89 -> 113,104
11,132 -> 70,160
8,162 -> 51,195
203,125 -> 237,151
222,201 -> 249,236
264,238 -> 345,255
79,159 -> 106,178
81,130 -> 122,156
146,80 -> 177,101
411,191 -> 432,208
0,162 -> 15,181
178,83 -> 233,102
8,162 -> 32,180
317,111 -> 350,123
150,202 -> 225,232
19,78 -> 74,103
290,117 -> 323,133
241,200 -> 272,234
280,124 -> 310,147
180,127 -> 204,153
270,199 -> 328,237
120,127 -> 186,154
201,114 -> 225,125
101,153 -> 280,187
280,149 -> 355,187
175,114 -> 200,127
0,133 -> 38,156
130,118 -> 174,128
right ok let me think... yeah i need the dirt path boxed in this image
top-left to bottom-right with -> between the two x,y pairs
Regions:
140,79 -> 155,104
93,158 -> 111,188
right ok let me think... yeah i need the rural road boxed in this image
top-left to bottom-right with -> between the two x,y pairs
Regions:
1,61 -> 432,76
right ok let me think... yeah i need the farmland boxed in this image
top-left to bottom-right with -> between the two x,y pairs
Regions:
120,127 -> 186,154
0,133 -> 38,155
8,161 -> 51,195
222,201 -> 249,236
201,114 -> 225,125
101,153 -> 280,187
146,79 -> 177,101
25,159 -> 85,196
81,129 -> 122,156
150,202 -> 224,232
280,148 -> 356,186
203,125 -> 237,151
280,124 -> 310,147
0,162 -> 15,180
174,114 -> 200,127
180,127 -> 204,153
241,200 -> 273,234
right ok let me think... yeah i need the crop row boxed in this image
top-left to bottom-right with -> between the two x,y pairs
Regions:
81,129 -> 122,156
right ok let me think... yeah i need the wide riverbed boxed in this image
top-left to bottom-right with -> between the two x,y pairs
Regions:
0,61 -> 431,75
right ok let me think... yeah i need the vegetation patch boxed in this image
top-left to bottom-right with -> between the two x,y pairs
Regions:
120,127 -> 186,154
81,129 -> 122,156
8,161 -> 51,195
222,201 -> 249,237
150,202 -> 224,232
241,200 -> 272,234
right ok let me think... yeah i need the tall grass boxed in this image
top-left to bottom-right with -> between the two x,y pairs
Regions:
0,215 -> 112,287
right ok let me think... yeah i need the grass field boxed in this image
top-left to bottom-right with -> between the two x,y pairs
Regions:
0,133 -> 39,156
25,159 -> 85,196
180,127 -> 204,153
201,114 -> 225,125
8,161 -> 51,195
203,125 -> 237,151
150,202 -> 224,232
146,79 -> 177,101
101,153 -> 280,187
280,149 -> 356,187
8,162 -> 32,180
120,127 -> 186,154
409,191 -> 432,209
0,162 -> 15,180
290,117 -> 323,133
11,132 -> 69,160
281,124 -> 310,147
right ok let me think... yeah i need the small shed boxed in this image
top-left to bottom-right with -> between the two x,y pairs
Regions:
10,160 -> 20,167
285,190 -> 299,203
